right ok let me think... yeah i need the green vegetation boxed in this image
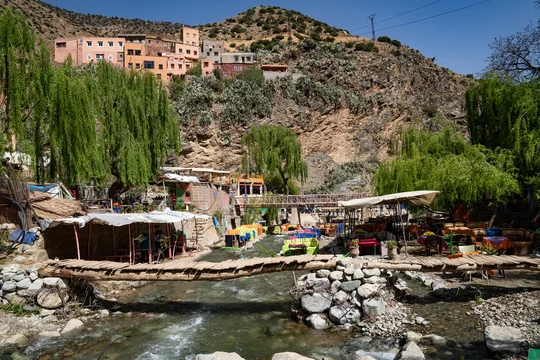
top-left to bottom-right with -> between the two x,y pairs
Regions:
241,125 -> 307,195
377,36 -> 401,47
373,127 -> 520,211
355,42 -> 379,53
186,61 -> 202,76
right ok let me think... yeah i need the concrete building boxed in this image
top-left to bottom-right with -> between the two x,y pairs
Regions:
202,40 -> 225,64
176,27 -> 200,61
54,37 -> 125,66
218,52 -> 255,77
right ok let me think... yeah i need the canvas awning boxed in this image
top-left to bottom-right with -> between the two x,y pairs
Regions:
40,209 -> 211,230
338,190 -> 440,209
161,173 -> 200,183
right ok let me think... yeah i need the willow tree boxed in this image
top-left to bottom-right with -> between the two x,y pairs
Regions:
465,76 -> 540,189
373,127 -> 520,211
40,60 -> 180,199
241,125 -> 307,195
0,8 -> 40,152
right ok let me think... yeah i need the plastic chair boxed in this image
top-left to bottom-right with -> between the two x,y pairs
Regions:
425,236 -> 442,256
529,349 -> 540,360
458,245 -> 476,255
442,234 -> 454,253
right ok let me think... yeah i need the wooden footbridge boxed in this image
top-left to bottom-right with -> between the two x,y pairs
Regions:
237,193 -> 370,208
39,254 -> 540,282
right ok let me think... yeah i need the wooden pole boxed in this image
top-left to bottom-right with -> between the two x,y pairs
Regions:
128,224 -> 132,265
87,222 -> 92,260
400,201 -> 408,257
112,226 -> 117,257
167,224 -> 172,260
73,224 -> 81,260
148,224 -> 152,264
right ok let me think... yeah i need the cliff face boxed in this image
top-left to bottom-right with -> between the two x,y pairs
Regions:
3,1 -> 471,193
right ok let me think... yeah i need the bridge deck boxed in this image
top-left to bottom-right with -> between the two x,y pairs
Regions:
38,254 -> 540,281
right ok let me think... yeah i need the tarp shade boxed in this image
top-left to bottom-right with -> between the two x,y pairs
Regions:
161,173 -> 200,183
338,190 -> 440,209
40,209 -> 211,230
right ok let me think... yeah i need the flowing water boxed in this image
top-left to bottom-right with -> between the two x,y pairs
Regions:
21,235 -> 492,359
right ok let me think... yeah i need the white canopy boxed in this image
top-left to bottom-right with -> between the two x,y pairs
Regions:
161,173 -> 200,183
40,209 -> 211,230
338,190 -> 440,209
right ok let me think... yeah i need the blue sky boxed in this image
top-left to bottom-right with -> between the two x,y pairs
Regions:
43,0 -> 537,75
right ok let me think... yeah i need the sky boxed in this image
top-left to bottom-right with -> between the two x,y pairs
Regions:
42,0 -> 538,75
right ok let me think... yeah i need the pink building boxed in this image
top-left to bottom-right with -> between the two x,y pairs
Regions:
54,37 -> 125,66
166,54 -> 191,78
201,58 -> 215,77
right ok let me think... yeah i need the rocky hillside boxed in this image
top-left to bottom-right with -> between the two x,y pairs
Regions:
1,1 -> 471,193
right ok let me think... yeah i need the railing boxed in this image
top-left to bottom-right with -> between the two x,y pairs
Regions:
235,193 -> 371,208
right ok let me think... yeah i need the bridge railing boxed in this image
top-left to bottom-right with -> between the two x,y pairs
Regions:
235,192 -> 371,208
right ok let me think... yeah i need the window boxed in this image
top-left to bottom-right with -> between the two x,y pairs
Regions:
178,64 -> 182,69
86,41 -> 92,47
108,55 -> 113,61
56,42 -> 67,48
192,41 -> 196,46
158,64 -> 163,70
127,49 -> 134,55
246,56 -> 251,61
156,40 -> 160,45
98,41 -> 103,47
214,52 -> 219,56
135,63 -> 141,69
234,65 -> 243,71
177,48 -> 183,53
96,54 -> 105,60
87,55 -> 92,61
148,40 -> 152,44
135,50 -> 141,56
157,74 -> 161,80
171,64 -> 175,69
128,63 -> 133,69
234,56 -> 239,62
207,52 -> 210,56
118,41 -> 123,47
186,50 -> 191,54
186,64 -> 190,69
108,41 -> 113,47
144,61 -> 155,69
203,62 -> 209,68
118,52 -> 124,61
194,51 -> 197,55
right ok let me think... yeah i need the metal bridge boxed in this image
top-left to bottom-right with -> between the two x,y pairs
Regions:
235,193 -> 371,209
39,254 -> 540,282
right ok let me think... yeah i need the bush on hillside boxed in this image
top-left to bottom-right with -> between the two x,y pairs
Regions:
355,42 -> 379,53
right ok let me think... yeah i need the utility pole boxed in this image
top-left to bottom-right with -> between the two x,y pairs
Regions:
367,14 -> 376,41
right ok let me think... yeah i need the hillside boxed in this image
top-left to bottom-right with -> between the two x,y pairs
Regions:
1,0 -> 472,193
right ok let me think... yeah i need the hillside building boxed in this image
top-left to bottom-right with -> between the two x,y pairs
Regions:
218,52 -> 255,77
202,40 -> 225,64
54,37 -> 125,66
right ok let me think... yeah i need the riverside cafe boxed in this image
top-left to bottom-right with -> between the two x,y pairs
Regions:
338,190 -> 440,256
40,210 -> 211,264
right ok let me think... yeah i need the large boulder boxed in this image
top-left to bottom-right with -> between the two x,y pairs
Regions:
485,326 -> 523,354
300,293 -> 332,313
333,290 -> 348,304
37,331 -> 62,340
305,314 -> 329,330
195,352 -> 245,360
340,280 -> 362,292
400,341 -> 425,360
362,298 -> 386,318
352,269 -> 364,280
43,277 -> 67,289
330,280 -> 341,294
363,268 -> 381,277
2,334 -> 28,348
16,278 -> 31,290
316,270 -> 330,278
2,281 -> 16,293
61,318 -> 84,335
306,277 -> 330,291
272,353 -> 314,360
37,288 -> 69,309
329,271 -> 344,281
328,306 -> 361,325
356,284 -> 379,299
363,276 -> 387,285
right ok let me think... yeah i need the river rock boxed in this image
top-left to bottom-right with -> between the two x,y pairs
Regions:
29,272 -> 38,281
61,319 -> 84,335
3,273 -> 15,282
400,341 -> 425,360
3,334 -> 28,348
2,265 -> 20,274
344,266 -> 355,276
353,269 -> 364,280
8,295 -> 26,306
362,298 -> 386,317
337,259 -> 349,267
485,325 -> 523,353
316,270 -> 330,278
406,331 -> 423,343
356,283 -> 379,299
422,334 -> 447,346
330,280 -> 341,294
340,280 -> 361,292
42,315 -> 58,323
354,356 -> 377,360
2,281 -> 16,292
43,277 -> 67,289
0,324 -> 10,335
16,278 -> 31,290
272,353 -> 314,360
328,306 -> 348,325
354,350 -> 397,360
37,288 -> 68,309
363,268 -> 381,277
363,276 -> 387,285
195,352 -> 245,360
37,331 -> 61,340
301,293 -> 332,313
329,271 -> 344,281
25,278 -> 44,296
305,314 -> 329,330
333,290 -> 348,304
306,277 -> 331,291
12,274 -> 25,282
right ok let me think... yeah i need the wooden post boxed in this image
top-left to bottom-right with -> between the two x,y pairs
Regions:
400,201 -> 408,257
167,224 -> 172,259
87,222 -> 92,260
128,224 -> 132,265
112,226 -> 117,256
73,224 -> 81,260
148,224 -> 152,264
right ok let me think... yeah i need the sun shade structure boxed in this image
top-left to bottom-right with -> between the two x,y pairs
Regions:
338,190 -> 440,209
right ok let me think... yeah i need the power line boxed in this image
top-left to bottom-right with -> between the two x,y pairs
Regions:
349,0 -> 444,33
354,0 -> 490,37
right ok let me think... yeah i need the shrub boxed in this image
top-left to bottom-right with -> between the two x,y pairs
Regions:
355,42 -> 378,53
301,38 -> 317,51
275,35 -> 284,40
230,43 -> 236,48
272,25 -> 281,34
345,41 -> 355,48
391,39 -> 401,47
466,74 -> 474,79
325,36 -> 335,43
262,24 -> 270,31
377,36 -> 392,44
294,33 -> 304,41
310,32 -> 321,41
238,68 -> 265,86
208,33 -> 217,38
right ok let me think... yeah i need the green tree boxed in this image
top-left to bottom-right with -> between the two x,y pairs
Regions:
238,68 -> 265,86
187,61 -> 202,76
465,76 -> 540,188
373,127 -> 520,211
241,125 -> 307,195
